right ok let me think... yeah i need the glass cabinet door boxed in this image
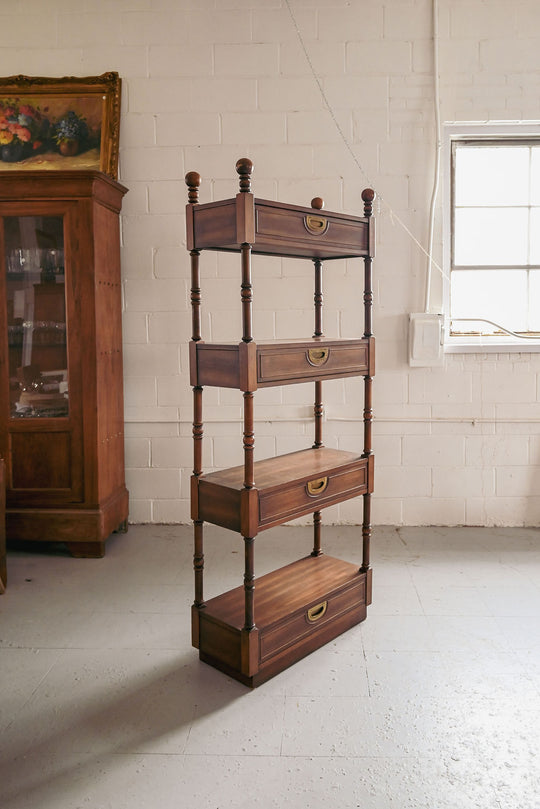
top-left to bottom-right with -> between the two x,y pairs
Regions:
4,215 -> 68,418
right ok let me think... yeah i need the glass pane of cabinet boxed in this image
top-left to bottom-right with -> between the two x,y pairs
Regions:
4,215 -> 68,418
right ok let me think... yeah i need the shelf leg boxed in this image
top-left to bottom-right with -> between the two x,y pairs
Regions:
312,510 -> 323,557
243,535 -> 256,631
241,243 -> 253,343
361,493 -> 372,604
243,391 -> 255,490
193,519 -> 204,609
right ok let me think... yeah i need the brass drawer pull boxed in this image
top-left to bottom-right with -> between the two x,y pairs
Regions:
304,215 -> 328,235
307,347 -> 329,366
307,601 -> 328,622
306,476 -> 328,496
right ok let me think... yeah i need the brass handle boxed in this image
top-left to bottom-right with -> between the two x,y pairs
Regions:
306,477 -> 328,496
307,347 -> 329,366
307,601 -> 328,622
304,215 -> 328,235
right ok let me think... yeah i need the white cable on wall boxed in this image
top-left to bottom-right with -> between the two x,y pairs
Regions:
283,0 -> 446,282
425,0 -> 442,313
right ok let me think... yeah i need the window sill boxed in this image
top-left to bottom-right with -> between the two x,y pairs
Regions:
445,336 -> 540,354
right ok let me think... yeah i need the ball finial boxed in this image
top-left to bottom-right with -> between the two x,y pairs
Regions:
311,197 -> 324,210
236,157 -> 254,192
361,188 -> 375,217
185,171 -> 201,204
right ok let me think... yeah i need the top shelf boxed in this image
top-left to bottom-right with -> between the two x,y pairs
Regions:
185,158 -> 375,261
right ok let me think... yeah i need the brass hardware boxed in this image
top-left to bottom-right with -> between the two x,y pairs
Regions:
307,601 -> 328,622
304,214 -> 328,235
306,476 -> 328,496
307,347 -> 329,366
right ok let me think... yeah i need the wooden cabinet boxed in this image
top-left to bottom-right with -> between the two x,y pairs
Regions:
186,159 -> 375,686
0,171 -> 128,558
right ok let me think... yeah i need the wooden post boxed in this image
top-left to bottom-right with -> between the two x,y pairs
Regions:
186,170 -> 205,616
360,188 -> 375,577
311,201 -> 325,557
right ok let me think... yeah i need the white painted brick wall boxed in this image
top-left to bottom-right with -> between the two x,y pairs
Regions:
2,0 -> 540,527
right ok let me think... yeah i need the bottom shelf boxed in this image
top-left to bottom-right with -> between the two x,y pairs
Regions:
193,554 -> 371,687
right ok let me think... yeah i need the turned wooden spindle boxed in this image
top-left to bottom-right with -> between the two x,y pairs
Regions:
185,171 -> 201,205
360,188 -> 375,582
236,157 -> 253,193
361,188 -> 375,339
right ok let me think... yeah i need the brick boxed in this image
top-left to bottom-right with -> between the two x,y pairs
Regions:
215,43 -> 279,76
222,113 -> 286,145
402,435 -> 465,467
279,41 -> 346,77
122,312 -> 148,345
124,376 -> 157,408
466,436 -> 529,467
152,499 -> 190,523
123,343 -> 180,377
432,467 -> 495,499
149,44 -> 213,77
127,468 -> 181,500
317,7 -> 383,41
127,78 -> 191,113
156,113 -> 220,147
252,8 -> 316,43
347,41 -> 412,76
124,279 -> 187,313
383,1 -> 434,40
57,12 -> 122,46
403,497 -> 466,526
409,370 -> 473,405
119,10 -> 188,45
496,467 -> 540,497
152,436 -> 207,469
121,149 -> 184,182
187,9 -> 252,43
376,466 -> 431,498
124,437 -> 151,469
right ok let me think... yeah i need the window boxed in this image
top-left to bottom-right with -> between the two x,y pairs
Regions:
444,124 -> 540,351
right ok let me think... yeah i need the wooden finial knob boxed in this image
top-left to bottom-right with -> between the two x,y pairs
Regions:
311,197 -> 324,210
361,188 -> 375,216
236,157 -> 253,192
185,171 -> 201,204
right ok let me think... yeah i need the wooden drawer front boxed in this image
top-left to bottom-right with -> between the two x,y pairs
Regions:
260,576 -> 365,662
258,342 -> 368,385
255,203 -> 368,255
259,461 -> 368,528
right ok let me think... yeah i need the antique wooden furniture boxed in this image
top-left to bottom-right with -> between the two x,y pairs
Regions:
0,458 -> 6,592
186,158 -> 375,686
0,171 -> 128,558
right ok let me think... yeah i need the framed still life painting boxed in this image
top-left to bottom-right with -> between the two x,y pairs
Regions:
0,72 -> 121,178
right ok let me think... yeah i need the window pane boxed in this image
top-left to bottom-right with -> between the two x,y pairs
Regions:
530,147 -> 540,205
530,271 -> 540,330
454,146 -> 530,206
451,269 -> 528,332
529,207 -> 540,264
454,207 -> 528,266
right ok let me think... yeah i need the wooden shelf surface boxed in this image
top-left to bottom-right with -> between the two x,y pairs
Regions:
203,554 -> 362,628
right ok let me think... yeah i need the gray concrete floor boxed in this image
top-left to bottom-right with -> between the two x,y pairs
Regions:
1,524 -> 539,809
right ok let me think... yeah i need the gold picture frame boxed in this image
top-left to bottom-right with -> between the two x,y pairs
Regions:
0,72 -> 121,178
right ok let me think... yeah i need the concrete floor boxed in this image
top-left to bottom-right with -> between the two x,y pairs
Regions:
0,523 -> 539,809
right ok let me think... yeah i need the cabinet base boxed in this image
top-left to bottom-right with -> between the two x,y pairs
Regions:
194,555 -> 369,687
5,487 -> 129,557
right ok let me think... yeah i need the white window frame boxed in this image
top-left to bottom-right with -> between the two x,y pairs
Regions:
443,121 -> 540,353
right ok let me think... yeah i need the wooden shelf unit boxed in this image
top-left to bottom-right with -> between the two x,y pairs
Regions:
186,158 -> 375,687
